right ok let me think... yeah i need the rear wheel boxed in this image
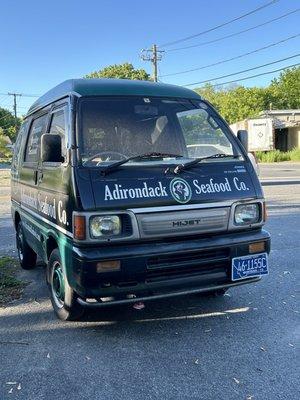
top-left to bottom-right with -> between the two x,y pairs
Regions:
16,222 -> 37,270
47,248 -> 84,321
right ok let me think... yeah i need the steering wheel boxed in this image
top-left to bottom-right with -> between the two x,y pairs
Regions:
83,151 -> 127,166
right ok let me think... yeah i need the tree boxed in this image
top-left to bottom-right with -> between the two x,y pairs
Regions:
0,107 -> 21,141
269,67 -> 300,109
194,67 -> 300,124
85,62 -> 150,80
195,84 -> 271,124
0,128 -> 12,159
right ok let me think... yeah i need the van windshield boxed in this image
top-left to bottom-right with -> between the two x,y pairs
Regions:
78,97 -> 242,166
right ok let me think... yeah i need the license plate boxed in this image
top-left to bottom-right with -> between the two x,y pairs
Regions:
231,253 -> 268,281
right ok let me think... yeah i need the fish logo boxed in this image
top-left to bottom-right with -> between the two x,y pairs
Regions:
170,178 -> 192,204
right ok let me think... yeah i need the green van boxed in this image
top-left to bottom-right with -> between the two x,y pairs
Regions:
11,79 -> 270,320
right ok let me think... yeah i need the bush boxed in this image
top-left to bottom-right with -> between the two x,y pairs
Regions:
256,148 -> 300,163
0,135 -> 12,160
289,147 -> 300,161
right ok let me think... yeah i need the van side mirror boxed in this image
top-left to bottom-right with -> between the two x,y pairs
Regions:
237,130 -> 248,152
41,134 -> 62,163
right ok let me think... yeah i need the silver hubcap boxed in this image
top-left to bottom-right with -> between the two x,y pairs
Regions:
51,261 -> 65,309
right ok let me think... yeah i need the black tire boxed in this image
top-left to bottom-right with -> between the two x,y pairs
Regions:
16,221 -> 37,270
211,288 -> 228,297
198,288 -> 228,298
47,248 -> 84,321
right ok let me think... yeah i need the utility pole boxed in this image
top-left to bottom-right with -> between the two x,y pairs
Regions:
8,92 -> 22,133
141,44 -> 164,82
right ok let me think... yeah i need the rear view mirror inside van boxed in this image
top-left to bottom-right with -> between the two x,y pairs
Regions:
41,133 -> 62,163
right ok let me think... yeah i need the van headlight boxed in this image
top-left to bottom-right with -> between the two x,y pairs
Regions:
234,203 -> 260,225
90,215 -> 121,238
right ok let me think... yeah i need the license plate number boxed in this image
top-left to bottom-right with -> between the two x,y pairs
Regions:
232,253 -> 268,281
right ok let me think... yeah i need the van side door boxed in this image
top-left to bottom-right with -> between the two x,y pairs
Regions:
19,113 -> 49,256
38,104 -> 72,237
22,113 -> 48,188
11,120 -> 29,204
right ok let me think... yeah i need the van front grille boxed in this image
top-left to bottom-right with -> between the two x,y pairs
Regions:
146,248 -> 230,282
136,208 -> 230,239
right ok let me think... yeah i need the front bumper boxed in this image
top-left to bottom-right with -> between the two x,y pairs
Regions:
69,229 -> 270,302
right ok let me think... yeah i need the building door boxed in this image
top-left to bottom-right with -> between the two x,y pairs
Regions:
275,128 -> 288,151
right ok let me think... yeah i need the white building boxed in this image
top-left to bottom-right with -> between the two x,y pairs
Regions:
230,110 -> 300,152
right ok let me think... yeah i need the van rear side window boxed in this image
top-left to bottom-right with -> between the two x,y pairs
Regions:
49,110 -> 67,157
24,114 -> 48,163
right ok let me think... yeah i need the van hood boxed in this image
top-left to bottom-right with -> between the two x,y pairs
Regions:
78,162 -> 261,211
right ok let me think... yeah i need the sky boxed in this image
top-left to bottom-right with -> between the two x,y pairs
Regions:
0,0 -> 299,116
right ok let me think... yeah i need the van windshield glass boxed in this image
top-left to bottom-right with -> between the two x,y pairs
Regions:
78,97 -> 242,166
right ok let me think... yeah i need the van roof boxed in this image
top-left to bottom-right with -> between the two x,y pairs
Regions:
27,79 -> 201,116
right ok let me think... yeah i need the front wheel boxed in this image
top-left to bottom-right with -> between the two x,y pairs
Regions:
47,248 -> 84,321
197,288 -> 228,298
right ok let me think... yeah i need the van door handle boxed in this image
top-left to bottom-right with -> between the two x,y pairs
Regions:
34,170 -> 38,185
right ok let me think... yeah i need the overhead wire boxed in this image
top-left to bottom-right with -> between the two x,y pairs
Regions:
160,33 -> 300,77
184,53 -> 300,86
165,9 -> 299,52
0,93 -> 40,98
159,0 -> 279,48
188,62 -> 300,88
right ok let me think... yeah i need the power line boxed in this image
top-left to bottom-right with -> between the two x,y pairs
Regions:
0,95 -> 8,103
0,110 -> 15,122
166,8 -> 299,52
188,62 -> 300,88
0,98 -> 13,109
184,54 -> 300,86
160,33 -> 300,78
159,0 -> 279,48
0,92 -> 40,97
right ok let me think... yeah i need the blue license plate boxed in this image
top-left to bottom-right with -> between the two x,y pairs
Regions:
231,253 -> 269,281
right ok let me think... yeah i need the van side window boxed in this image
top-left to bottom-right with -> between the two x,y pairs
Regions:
24,114 -> 48,163
12,121 -> 28,172
48,109 -> 67,157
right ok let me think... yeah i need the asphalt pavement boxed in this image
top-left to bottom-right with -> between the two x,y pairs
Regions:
0,163 -> 299,400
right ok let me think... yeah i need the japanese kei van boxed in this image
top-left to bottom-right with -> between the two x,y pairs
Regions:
11,79 -> 270,320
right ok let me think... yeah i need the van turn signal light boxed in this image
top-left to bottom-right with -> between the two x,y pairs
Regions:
249,242 -> 265,254
74,215 -> 86,240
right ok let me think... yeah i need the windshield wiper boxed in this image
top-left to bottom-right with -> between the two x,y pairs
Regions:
99,152 -> 184,175
174,153 -> 240,173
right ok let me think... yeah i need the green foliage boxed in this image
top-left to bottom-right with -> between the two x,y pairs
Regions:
256,148 -> 300,163
195,84 -> 271,124
288,147 -> 300,161
0,107 -> 21,141
0,130 -> 12,160
85,62 -> 150,81
194,67 -> 300,124
269,68 -> 300,109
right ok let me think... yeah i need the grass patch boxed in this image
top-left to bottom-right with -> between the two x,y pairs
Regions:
256,148 -> 300,163
0,256 -> 26,305
289,147 -> 300,161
